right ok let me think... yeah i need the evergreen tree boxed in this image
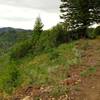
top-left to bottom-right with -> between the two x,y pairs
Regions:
32,16 -> 44,44
33,16 -> 43,34
60,0 -> 100,35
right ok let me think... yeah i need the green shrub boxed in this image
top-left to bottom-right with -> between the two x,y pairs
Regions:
65,27 -> 86,42
10,39 -> 33,60
66,31 -> 75,41
35,23 -> 65,53
48,49 -> 59,60
0,63 -> 21,93
94,26 -> 100,36
35,30 -> 53,52
9,23 -> 65,58
86,28 -> 96,39
51,23 -> 65,46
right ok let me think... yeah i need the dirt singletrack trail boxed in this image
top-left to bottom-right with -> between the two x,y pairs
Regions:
70,68 -> 100,100
69,37 -> 100,100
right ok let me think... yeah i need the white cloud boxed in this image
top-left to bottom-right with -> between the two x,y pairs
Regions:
0,4 -> 60,29
0,0 -> 60,12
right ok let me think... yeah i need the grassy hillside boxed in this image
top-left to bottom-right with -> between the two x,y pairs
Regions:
17,37 -> 100,100
0,41 -> 80,88
0,26 -> 100,100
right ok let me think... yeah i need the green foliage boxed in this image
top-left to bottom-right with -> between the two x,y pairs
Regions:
86,28 -> 96,39
33,30 -> 53,53
22,65 -> 49,85
33,16 -> 44,34
32,16 -> 43,45
86,26 -> 100,39
9,23 -> 66,60
31,16 -> 44,54
31,23 -> 65,54
0,28 -> 32,56
65,28 -> 84,41
0,3 -> 100,97
10,40 -> 33,60
51,23 -> 66,46
60,0 -> 100,34
94,26 -> 100,36
48,48 -> 59,61
37,23 -> 65,51
0,62 -> 21,93
20,42 -> 81,86
56,43 -> 81,65
0,38 -> 82,95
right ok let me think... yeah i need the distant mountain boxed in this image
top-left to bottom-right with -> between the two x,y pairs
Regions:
0,27 -> 32,35
0,27 -> 32,55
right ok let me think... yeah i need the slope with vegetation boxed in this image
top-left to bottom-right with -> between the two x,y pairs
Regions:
0,27 -> 32,56
0,24 -> 100,99
0,0 -> 100,99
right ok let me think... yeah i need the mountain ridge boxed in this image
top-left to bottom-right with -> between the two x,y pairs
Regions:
0,27 -> 32,34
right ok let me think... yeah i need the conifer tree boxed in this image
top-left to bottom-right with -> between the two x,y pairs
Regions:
60,0 -> 100,34
33,16 -> 44,34
32,16 -> 44,44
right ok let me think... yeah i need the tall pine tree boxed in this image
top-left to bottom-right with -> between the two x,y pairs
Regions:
33,16 -> 44,34
32,16 -> 44,44
60,0 -> 100,35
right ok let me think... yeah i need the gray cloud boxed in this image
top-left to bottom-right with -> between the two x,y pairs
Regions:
0,0 -> 60,12
0,16 -> 33,22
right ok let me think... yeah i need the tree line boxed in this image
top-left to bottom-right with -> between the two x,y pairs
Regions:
60,0 -> 100,36
10,0 -> 100,60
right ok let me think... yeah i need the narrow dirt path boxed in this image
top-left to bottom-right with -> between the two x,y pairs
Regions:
70,68 -> 100,100
69,37 -> 100,100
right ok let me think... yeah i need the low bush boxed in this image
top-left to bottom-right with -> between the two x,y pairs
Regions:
94,26 -> 100,36
35,23 -> 65,53
86,28 -> 96,39
10,39 -> 33,60
48,48 -> 59,60
65,27 -> 87,42
0,63 -> 21,93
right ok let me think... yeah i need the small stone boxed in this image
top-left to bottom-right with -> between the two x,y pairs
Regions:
91,86 -> 95,89
22,96 -> 33,100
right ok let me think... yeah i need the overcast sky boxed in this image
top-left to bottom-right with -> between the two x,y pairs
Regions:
0,0 -> 61,29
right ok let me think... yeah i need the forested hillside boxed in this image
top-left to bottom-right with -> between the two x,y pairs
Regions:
0,27 -> 32,55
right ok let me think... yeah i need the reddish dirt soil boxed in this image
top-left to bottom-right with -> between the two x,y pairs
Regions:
69,37 -> 100,100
